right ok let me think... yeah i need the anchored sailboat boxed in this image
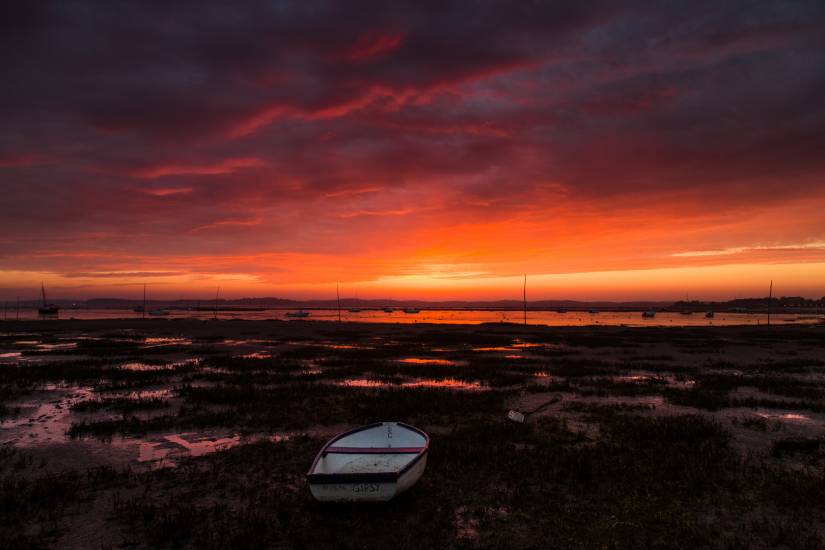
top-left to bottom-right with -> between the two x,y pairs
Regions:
133,284 -> 146,315
38,283 -> 59,315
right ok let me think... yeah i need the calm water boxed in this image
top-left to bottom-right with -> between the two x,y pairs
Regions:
4,308 -> 822,326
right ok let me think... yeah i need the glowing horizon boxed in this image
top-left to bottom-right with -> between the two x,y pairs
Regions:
2,3 -> 824,301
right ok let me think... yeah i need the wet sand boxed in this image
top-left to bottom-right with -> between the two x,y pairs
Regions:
2,319 -> 825,548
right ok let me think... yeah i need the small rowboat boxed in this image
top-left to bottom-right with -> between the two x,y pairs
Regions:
307,422 -> 429,502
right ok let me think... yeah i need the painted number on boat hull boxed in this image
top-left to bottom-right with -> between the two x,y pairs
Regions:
353,483 -> 380,493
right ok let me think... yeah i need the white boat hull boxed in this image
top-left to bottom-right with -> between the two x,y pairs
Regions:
307,422 -> 429,502
309,455 -> 427,502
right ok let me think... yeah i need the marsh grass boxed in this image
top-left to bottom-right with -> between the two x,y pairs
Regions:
70,396 -> 170,414
0,449 -> 83,548
562,401 -> 654,414
735,416 -> 780,432
4,321 -> 825,547
103,414 -> 825,549
68,384 -> 515,439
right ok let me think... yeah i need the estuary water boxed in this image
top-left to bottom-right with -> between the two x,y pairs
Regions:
4,307 -> 821,326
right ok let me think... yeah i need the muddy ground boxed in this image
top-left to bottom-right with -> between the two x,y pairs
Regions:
2,318 -> 825,549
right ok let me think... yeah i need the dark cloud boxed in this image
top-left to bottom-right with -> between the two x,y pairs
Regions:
1,0 -> 824,279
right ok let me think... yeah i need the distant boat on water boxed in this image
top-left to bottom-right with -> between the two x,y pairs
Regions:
286,310 -> 310,318
383,307 -> 394,313
642,310 -> 656,318
38,283 -> 59,315
705,311 -> 715,319
148,309 -> 169,316
588,309 -> 600,314
403,308 -> 420,314
134,284 -> 146,313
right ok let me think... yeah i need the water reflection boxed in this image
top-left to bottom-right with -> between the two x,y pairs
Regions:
119,358 -> 200,371
134,432 -> 291,467
237,351 -> 272,359
336,377 -> 483,390
756,411 -> 814,424
144,337 -> 191,346
397,357 -> 461,365
5,307 -> 817,326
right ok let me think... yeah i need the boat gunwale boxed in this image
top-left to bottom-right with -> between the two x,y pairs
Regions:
306,421 -> 429,484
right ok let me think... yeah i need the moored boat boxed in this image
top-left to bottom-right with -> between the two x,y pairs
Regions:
307,422 -> 429,502
383,307 -> 394,313
403,307 -> 420,314
705,311 -> 715,319
38,283 -> 59,315
286,310 -> 310,318
642,310 -> 656,318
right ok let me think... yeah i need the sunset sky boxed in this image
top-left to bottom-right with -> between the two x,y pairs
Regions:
2,1 -> 824,301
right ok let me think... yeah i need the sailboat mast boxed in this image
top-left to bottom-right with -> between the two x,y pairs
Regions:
523,274 -> 527,326
214,287 -> 220,320
336,283 -> 342,323
143,284 -> 146,319
768,280 -> 773,327
41,282 -> 46,306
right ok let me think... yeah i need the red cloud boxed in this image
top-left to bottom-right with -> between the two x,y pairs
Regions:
0,153 -> 48,168
345,31 -> 405,61
142,187 -> 194,197
128,157 -> 265,179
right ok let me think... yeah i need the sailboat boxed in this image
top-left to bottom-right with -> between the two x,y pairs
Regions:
680,292 -> 693,314
133,284 -> 146,313
38,283 -> 59,315
348,295 -> 362,313
403,307 -> 420,314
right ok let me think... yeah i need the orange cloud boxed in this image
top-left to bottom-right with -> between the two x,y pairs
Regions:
129,157 -> 265,179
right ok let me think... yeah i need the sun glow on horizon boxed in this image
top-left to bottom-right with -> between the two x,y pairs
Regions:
2,261 -> 823,302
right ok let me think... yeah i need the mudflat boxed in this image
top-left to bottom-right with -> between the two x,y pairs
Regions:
2,319 -> 825,548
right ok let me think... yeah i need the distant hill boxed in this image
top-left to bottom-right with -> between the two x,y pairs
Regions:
9,295 -> 824,312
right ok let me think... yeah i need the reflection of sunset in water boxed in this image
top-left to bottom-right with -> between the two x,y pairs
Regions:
396,358 -> 461,365
337,378 -> 483,390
